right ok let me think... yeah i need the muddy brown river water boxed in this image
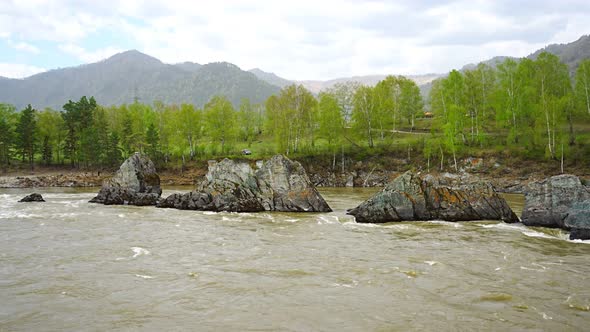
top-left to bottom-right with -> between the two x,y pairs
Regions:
0,187 -> 589,331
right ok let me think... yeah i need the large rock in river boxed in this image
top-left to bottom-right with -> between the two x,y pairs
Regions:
158,159 -> 264,212
256,155 -> 332,212
157,155 -> 332,213
18,193 -> 45,202
347,171 -> 518,223
89,153 -> 162,206
521,174 -> 590,240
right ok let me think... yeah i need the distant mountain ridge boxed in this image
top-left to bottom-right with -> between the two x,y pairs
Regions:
1,35 -> 589,110
248,68 -> 292,88
248,70 -> 442,94
0,50 -> 279,110
528,35 -> 590,74
251,35 -> 590,95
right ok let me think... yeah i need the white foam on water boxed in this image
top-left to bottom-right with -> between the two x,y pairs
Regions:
424,261 -> 438,266
135,274 -> 153,279
481,223 -> 590,244
427,220 -> 463,228
317,215 -> 339,225
342,222 -> 415,232
331,280 -> 358,288
131,247 -> 150,258
480,223 -> 523,231
567,238 -> 590,245
520,266 -> 546,272
203,211 -> 217,215
284,218 -> 300,223
331,283 -> 354,288
522,230 -> 555,239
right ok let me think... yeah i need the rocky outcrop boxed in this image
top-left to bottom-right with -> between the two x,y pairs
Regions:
158,155 -> 331,213
18,193 -> 45,202
158,159 -> 264,212
90,153 -> 162,206
347,171 -> 519,223
256,155 -> 332,212
522,174 -> 590,240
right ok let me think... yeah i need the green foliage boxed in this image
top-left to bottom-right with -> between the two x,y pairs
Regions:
42,135 -> 52,166
352,85 -> 377,147
16,104 -> 37,169
204,96 -> 237,154
37,108 -> 65,164
0,104 -> 17,169
318,92 -> 344,148
575,59 -> 590,117
105,131 -> 122,167
145,122 -> 160,162
265,85 -> 317,155
238,98 -> 259,146
62,96 -> 98,167
4,52 -> 590,172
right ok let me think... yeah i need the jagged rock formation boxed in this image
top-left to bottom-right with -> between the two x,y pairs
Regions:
89,153 -> 162,206
18,193 -> 45,202
347,171 -> 518,223
157,155 -> 332,213
158,159 -> 264,212
256,155 -> 332,212
522,174 -> 590,240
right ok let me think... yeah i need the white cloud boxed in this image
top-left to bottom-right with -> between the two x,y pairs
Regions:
9,40 -> 40,53
58,44 -> 124,63
0,63 -> 45,78
1,0 -> 589,80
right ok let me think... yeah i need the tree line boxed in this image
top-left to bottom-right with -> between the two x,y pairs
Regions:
1,52 -> 589,172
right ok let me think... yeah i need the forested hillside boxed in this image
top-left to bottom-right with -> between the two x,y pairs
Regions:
1,52 -> 589,174
0,51 -> 280,110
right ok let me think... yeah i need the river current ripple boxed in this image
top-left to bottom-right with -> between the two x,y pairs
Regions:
0,187 -> 589,331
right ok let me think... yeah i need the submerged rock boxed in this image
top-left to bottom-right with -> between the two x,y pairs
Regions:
347,171 -> 518,223
158,155 -> 331,213
18,193 -> 45,202
522,174 -> 590,240
90,153 -> 162,206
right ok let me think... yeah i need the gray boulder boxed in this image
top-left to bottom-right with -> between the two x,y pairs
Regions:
90,153 -> 162,206
256,155 -> 332,212
347,171 -> 518,223
522,174 -> 590,239
18,193 -> 45,202
158,159 -> 264,212
158,155 -> 331,213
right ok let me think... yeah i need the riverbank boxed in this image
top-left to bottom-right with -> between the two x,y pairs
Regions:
1,154 -> 588,191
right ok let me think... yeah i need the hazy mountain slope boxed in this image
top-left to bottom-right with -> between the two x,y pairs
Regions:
173,62 -> 202,73
248,68 -> 292,88
0,51 -> 279,110
528,35 -> 590,74
250,70 -> 442,94
162,62 -> 281,107
2,35 -> 589,111
460,56 -> 517,71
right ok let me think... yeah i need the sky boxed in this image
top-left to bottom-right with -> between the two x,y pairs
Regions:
0,0 -> 589,80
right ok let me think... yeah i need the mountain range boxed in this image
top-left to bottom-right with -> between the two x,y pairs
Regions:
1,35 -> 589,111
0,51 -> 280,110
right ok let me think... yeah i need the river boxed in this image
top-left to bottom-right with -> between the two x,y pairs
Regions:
1,187 -> 589,331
